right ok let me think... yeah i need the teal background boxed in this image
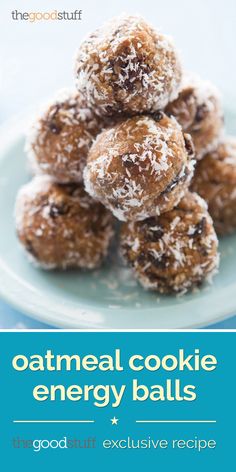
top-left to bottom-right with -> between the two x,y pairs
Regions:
0,332 -> 234,471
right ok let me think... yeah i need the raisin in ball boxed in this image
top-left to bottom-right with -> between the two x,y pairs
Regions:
191,137 -> 236,235
166,75 -> 224,159
74,15 -> 182,116
120,192 -> 219,294
25,89 -> 106,184
15,176 -> 114,269
84,114 -> 195,221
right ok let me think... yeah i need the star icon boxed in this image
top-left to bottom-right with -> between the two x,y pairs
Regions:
111,416 -> 119,425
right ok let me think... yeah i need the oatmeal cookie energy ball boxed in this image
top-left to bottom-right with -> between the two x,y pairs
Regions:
75,15 -> 182,115
15,176 -> 114,269
121,192 -> 219,294
26,89 -> 106,183
191,138 -> 236,235
84,114 -> 195,221
166,75 -> 223,159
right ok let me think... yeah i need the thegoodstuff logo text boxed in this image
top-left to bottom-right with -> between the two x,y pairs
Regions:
11,9 -> 83,22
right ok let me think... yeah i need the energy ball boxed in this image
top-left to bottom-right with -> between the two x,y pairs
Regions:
165,75 -> 224,159
74,15 -> 182,116
15,176 -> 114,270
120,192 -> 219,294
25,89 -> 106,184
191,137 -> 236,235
84,113 -> 195,221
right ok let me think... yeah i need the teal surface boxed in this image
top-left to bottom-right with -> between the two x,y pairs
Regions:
0,332 -> 234,471
0,111 -> 236,328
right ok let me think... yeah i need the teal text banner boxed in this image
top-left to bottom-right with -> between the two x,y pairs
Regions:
0,332 -> 234,471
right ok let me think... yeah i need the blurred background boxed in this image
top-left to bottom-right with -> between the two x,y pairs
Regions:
0,0 -> 236,328
1,0 -> 236,124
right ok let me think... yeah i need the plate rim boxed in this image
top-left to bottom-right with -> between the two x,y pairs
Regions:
0,282 -> 235,329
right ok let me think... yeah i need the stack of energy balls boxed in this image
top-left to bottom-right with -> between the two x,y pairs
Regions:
15,15 -> 236,295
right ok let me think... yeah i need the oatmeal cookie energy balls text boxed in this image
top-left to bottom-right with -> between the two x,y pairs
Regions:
75,15 -> 182,115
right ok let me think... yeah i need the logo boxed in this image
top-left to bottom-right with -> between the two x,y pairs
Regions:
11,10 -> 83,22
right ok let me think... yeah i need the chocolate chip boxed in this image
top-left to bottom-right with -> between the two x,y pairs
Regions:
184,133 -> 195,157
139,218 -> 164,242
146,271 -> 167,282
154,256 -> 168,269
123,78 -> 136,92
105,105 -> 115,114
113,28 -> 121,35
121,154 -> 135,168
143,217 -> 157,226
162,174 -> 181,194
192,217 -> 207,237
146,229 -> 164,242
195,103 -> 208,122
65,183 -> 80,196
137,252 -> 147,265
152,111 -> 164,122
47,104 -> 62,134
145,271 -> 158,283
161,159 -> 191,198
148,252 -> 168,269
111,199 -> 123,209
108,58 -> 115,70
48,122 -> 62,134
49,202 -> 69,218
